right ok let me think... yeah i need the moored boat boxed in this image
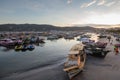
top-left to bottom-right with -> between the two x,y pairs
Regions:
21,45 -> 28,51
15,45 -> 23,51
0,38 -> 15,47
27,44 -> 35,51
63,43 -> 86,79
84,45 -> 110,58
47,35 -> 58,40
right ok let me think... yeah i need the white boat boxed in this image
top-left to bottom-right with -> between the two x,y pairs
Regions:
63,43 -> 86,79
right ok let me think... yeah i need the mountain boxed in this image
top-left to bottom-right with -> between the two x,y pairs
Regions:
0,24 -> 96,31
73,24 -> 120,28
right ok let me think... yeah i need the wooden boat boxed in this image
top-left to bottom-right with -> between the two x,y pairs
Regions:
63,43 -> 86,79
84,45 -> 110,58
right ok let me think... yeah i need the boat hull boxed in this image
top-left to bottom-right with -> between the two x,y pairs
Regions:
67,69 -> 82,79
64,53 -> 86,79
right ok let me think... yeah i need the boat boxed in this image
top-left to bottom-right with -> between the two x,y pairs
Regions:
47,35 -> 58,40
79,37 -> 94,44
27,44 -> 35,51
30,36 -> 37,43
21,45 -> 28,51
11,38 -> 23,45
80,34 -> 91,38
15,45 -> 23,51
64,35 -> 74,39
95,42 -> 107,48
98,35 -> 107,38
84,45 -> 110,58
63,43 -> 86,79
0,39 -> 15,47
23,37 -> 30,44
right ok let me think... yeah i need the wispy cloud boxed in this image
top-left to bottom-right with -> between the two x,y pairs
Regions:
105,1 -> 116,7
97,0 -> 106,6
81,0 -> 117,8
67,0 -> 72,4
81,0 -> 96,8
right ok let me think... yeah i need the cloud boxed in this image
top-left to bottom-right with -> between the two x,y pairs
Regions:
81,0 -> 96,8
80,0 -> 117,8
105,1 -> 116,7
97,0 -> 116,7
97,0 -> 106,6
67,0 -> 72,4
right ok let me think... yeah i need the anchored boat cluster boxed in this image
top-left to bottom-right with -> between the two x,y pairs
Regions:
0,32 -> 45,51
64,34 -> 111,79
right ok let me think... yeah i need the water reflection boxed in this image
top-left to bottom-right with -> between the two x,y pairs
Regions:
0,37 -> 80,78
0,42 -> 46,52
0,47 -> 13,52
0,33 -> 100,80
0,33 -> 98,53
39,43 -> 45,47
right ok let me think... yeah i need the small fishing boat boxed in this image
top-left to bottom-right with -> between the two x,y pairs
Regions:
95,42 -> 107,48
84,45 -> 110,58
0,39 -> 15,47
11,38 -> 23,45
47,35 -> 58,40
64,35 -> 74,39
63,43 -> 86,79
21,45 -> 28,51
80,35 -> 91,38
23,38 -> 30,44
27,44 -> 35,51
79,37 -> 94,44
15,45 -> 23,51
98,35 -> 107,38
30,37 -> 37,43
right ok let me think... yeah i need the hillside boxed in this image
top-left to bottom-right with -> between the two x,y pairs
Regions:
0,24 -> 96,31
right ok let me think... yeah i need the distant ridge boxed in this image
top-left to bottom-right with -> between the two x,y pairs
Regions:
73,24 -> 120,28
0,24 -> 96,31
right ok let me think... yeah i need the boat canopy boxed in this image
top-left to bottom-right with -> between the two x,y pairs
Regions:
80,38 -> 90,43
70,43 -> 84,51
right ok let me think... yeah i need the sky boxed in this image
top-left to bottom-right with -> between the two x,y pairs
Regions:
0,0 -> 120,26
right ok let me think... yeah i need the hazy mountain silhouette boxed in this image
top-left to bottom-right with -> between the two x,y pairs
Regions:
0,24 -> 96,31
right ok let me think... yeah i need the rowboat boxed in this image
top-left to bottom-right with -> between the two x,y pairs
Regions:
63,43 -> 86,79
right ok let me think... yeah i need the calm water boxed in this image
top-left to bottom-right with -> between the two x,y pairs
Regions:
0,33 -> 98,80
0,38 -> 79,78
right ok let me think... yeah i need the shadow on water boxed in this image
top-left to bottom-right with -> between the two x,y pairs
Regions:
0,42 -> 46,52
0,38 -> 80,80
0,46 -> 14,52
34,43 -> 45,47
0,57 -> 67,79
